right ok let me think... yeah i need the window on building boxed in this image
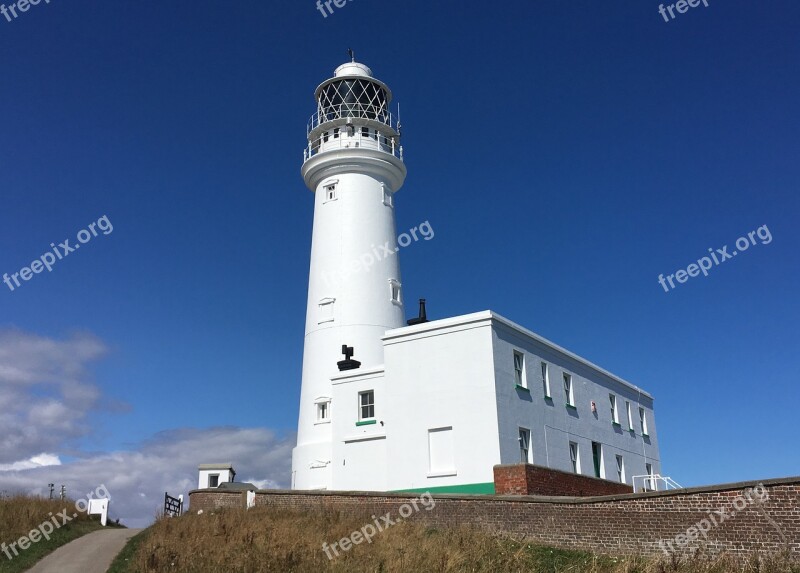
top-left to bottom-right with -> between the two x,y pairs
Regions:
333,127 -> 340,139
591,441 -> 604,478
389,279 -> 402,304
361,126 -> 369,138
639,407 -> 649,435
645,462 -> 654,491
569,441 -> 580,474
513,351 -> 525,387
610,394 -> 619,424
626,401 -> 633,430
316,401 -> 330,422
359,390 -> 375,421
208,474 -> 219,488
564,373 -> 574,406
428,427 -> 455,474
541,362 -> 550,397
324,184 -> 337,202
616,455 -> 625,483
518,428 -> 531,463
323,131 -> 329,143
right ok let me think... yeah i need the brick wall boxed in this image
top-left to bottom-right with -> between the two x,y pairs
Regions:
188,476 -> 800,560
494,464 -> 633,496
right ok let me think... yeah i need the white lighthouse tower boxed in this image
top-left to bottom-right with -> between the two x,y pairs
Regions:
292,59 -> 407,490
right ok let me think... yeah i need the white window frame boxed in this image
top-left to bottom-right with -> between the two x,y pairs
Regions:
518,427 -> 531,463
318,297 -> 335,324
563,373 -> 574,406
541,361 -> 550,397
569,441 -> 580,474
639,407 -> 649,436
626,400 -> 633,430
610,394 -> 619,424
645,462 -> 655,491
322,179 -> 339,203
315,397 -> 331,424
513,351 -> 525,388
616,454 -> 625,483
359,390 -> 375,421
382,183 -> 393,207
208,474 -> 220,488
388,279 -> 402,305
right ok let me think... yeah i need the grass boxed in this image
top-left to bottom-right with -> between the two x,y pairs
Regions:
109,506 -> 800,573
0,494 -> 122,573
108,529 -> 150,573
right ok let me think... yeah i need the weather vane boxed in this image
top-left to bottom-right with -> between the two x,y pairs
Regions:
348,48 -> 355,62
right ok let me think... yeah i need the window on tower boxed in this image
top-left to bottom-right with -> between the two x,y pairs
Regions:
323,131 -> 329,143
316,401 -> 330,422
359,390 -> 375,421
333,128 -> 340,139
361,126 -> 369,138
382,185 -> 393,207
318,297 -> 335,324
323,181 -> 338,203
389,279 -> 402,305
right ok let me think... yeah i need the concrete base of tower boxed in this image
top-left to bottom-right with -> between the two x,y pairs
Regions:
291,442 -> 333,490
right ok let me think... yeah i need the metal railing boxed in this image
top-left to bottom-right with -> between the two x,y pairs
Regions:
307,103 -> 398,135
632,474 -> 683,492
303,129 -> 403,162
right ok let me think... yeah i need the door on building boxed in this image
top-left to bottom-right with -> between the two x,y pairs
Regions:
591,442 -> 602,478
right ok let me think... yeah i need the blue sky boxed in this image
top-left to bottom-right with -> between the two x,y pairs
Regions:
0,0 -> 798,525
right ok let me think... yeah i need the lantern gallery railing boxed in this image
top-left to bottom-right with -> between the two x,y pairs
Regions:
307,103 -> 399,136
303,128 -> 403,162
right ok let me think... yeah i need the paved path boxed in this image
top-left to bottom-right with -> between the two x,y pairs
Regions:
26,528 -> 141,573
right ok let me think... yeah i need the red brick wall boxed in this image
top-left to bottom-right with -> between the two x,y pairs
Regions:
188,477 -> 800,560
494,464 -> 633,496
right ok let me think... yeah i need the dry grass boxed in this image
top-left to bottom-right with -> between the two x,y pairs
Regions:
117,506 -> 799,573
0,494 -> 102,573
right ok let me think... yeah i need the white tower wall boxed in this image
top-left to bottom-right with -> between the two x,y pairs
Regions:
292,62 -> 407,490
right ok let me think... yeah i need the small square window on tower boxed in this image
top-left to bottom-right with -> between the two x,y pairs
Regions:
315,397 -> 331,423
382,184 -> 393,207
389,279 -> 402,305
318,297 -> 335,324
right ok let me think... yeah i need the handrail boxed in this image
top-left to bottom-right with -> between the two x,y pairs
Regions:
303,129 -> 403,163
307,103 -> 399,135
632,474 -> 683,492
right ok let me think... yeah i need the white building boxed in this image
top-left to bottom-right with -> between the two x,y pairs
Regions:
291,60 -> 661,494
198,463 -> 236,489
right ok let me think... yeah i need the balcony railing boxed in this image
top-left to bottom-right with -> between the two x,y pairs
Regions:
307,103 -> 399,136
632,474 -> 683,492
303,128 -> 403,163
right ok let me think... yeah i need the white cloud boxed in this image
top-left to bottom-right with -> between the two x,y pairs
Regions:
0,453 -> 62,472
0,328 -> 106,464
0,328 -> 295,528
0,427 -> 294,528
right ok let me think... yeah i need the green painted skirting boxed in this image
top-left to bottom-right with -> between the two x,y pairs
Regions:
392,482 -> 496,495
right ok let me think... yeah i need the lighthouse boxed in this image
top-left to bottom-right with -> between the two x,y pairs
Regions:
292,59 -> 407,490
